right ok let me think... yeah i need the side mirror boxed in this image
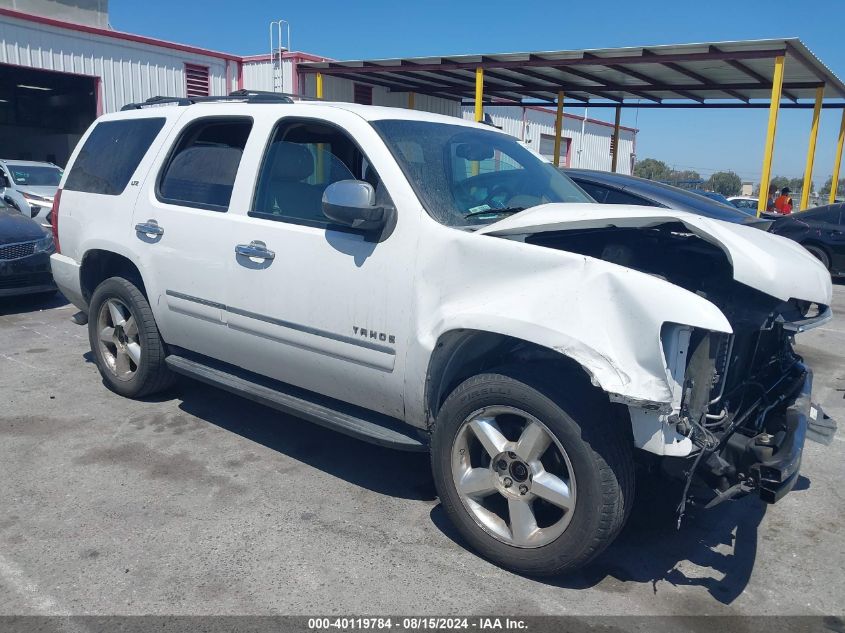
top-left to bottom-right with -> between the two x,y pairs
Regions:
322,180 -> 389,232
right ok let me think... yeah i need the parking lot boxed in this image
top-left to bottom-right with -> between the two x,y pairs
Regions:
0,284 -> 843,617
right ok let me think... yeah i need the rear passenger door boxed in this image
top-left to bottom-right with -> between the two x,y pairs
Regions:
132,113 -> 253,357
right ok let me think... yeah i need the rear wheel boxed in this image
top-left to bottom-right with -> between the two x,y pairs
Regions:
88,276 -> 174,398
431,370 -> 634,576
803,244 -> 830,271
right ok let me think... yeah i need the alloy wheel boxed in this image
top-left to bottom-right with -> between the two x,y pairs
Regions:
451,406 -> 577,548
96,298 -> 141,381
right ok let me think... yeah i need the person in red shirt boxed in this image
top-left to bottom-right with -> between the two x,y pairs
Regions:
774,187 -> 793,214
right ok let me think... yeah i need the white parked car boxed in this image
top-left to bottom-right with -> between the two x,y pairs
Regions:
727,195 -> 759,212
50,95 -> 832,576
0,159 -> 62,222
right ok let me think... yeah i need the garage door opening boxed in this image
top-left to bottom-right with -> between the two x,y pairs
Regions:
0,64 -> 98,167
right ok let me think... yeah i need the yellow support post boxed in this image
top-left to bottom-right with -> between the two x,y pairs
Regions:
474,67 -> 484,123
757,55 -> 785,217
553,91 -> 565,167
408,92 -> 415,110
610,105 -> 621,173
800,86 -> 824,211
316,72 -> 324,99
831,109 -> 845,203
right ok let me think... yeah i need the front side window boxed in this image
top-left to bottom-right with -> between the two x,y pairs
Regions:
65,118 -> 165,195
372,120 -> 590,227
251,119 -> 386,227
158,118 -> 252,211
6,164 -> 63,187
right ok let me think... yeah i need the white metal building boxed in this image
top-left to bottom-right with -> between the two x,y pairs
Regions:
460,105 -> 636,174
0,0 -> 636,170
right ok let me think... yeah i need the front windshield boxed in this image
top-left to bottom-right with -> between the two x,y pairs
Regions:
7,164 -> 63,187
372,120 -> 591,227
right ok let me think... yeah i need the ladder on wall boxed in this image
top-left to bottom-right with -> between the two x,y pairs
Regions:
269,20 -> 291,93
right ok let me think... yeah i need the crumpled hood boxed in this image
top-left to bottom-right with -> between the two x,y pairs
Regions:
478,203 -> 832,305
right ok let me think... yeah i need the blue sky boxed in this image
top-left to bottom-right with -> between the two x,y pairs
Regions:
111,0 -> 845,185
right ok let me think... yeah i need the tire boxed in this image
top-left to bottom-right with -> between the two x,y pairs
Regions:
88,276 -> 174,398
803,244 -> 830,271
430,369 -> 634,576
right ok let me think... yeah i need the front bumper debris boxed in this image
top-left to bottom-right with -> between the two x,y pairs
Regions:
752,366 -> 810,504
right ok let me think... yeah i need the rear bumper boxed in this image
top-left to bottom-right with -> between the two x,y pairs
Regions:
753,366 -> 811,504
49,253 -> 85,310
0,251 -> 55,297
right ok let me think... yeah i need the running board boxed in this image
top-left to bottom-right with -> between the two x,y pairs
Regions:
165,354 -> 428,452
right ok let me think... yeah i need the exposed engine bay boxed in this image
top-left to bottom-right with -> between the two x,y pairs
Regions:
526,222 -> 826,512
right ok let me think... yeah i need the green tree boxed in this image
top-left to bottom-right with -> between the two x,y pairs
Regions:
633,158 -> 671,181
820,175 -> 845,198
705,171 -> 742,196
668,169 -> 702,186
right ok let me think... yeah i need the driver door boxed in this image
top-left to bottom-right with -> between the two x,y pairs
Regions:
220,110 -> 418,419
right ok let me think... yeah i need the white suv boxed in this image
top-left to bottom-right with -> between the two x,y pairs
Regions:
50,94 -> 832,575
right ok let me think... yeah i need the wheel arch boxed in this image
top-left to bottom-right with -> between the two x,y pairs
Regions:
424,329 -> 615,427
80,248 -> 147,305
799,239 -> 833,269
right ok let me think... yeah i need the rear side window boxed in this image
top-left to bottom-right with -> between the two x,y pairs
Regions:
65,118 -> 165,195
158,117 -> 252,212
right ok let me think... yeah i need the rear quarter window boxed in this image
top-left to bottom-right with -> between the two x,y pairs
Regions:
65,118 -> 166,195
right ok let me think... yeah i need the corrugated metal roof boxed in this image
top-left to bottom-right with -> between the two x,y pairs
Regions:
300,39 -> 845,105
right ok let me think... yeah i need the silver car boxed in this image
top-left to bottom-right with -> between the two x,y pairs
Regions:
0,159 -> 63,223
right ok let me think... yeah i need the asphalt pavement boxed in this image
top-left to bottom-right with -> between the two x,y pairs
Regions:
0,284 -> 843,616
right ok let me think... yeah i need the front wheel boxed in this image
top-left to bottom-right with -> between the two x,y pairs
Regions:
88,276 -> 174,398
431,370 -> 634,576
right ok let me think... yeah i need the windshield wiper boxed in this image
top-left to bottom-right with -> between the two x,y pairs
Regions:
463,206 -> 525,219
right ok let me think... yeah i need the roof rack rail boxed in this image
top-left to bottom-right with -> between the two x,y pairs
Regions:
121,90 -> 294,111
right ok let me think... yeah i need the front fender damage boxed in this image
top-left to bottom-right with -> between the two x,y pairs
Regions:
409,223 -> 733,445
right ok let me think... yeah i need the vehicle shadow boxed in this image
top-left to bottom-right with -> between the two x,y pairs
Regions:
108,371 -> 808,604
0,291 -> 67,316
431,470 -> 809,605
172,378 -> 436,501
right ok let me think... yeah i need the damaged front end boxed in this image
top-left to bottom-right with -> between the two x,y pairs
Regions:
509,215 -> 832,512
477,205 -> 833,514
666,300 -> 822,515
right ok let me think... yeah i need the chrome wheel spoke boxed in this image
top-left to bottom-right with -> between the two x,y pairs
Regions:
124,316 -> 138,338
459,467 -> 498,498
532,471 -> 573,510
508,498 -> 538,545
125,342 -> 141,366
466,500 -> 512,542
468,417 -> 509,458
515,421 -> 551,461
114,349 -> 131,375
99,326 -> 115,343
107,300 -> 126,327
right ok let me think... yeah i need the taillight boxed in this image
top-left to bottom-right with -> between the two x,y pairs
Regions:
50,188 -> 62,254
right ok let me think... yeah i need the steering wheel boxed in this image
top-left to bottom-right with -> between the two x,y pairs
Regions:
455,174 -> 516,210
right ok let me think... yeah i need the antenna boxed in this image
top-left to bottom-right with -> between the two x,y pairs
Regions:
269,20 -> 291,93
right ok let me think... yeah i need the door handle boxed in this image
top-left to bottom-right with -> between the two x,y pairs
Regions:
135,220 -> 164,236
235,240 -> 275,260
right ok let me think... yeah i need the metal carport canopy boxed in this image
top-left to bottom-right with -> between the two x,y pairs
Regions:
298,39 -> 845,105
299,39 -> 845,212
